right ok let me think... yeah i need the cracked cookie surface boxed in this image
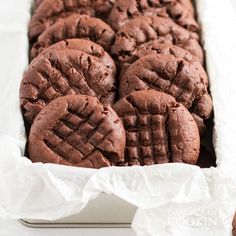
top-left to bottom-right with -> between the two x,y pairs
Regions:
28,95 -> 126,168
107,0 -> 198,32
120,42 -> 208,87
113,90 -> 200,165
20,49 -> 117,125
29,0 -> 115,41
111,16 -> 203,67
31,14 -> 115,59
38,39 -> 117,70
119,54 -> 212,120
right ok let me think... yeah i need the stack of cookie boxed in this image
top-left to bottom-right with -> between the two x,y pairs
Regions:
19,0 -> 213,168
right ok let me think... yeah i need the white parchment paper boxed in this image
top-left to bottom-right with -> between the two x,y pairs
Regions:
0,0 -> 236,235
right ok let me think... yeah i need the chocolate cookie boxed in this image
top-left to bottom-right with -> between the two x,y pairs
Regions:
38,39 -> 116,69
31,14 -> 115,59
111,16 -> 203,67
20,49 -> 116,125
119,54 -> 212,120
113,90 -> 200,165
120,42 -> 208,86
28,95 -> 126,168
29,0 -> 115,41
107,0 -> 199,32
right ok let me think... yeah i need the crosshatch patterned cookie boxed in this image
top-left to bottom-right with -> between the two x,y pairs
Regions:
107,0 -> 199,32
29,0 -> 116,41
113,90 -> 200,166
124,41 -> 199,65
31,14 -> 115,59
38,39 -> 116,70
120,42 -> 208,87
119,54 -> 213,120
20,49 -> 117,125
28,95 -> 126,168
111,16 -> 203,67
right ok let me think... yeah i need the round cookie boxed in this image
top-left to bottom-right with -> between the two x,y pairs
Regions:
35,38 -> 116,69
28,95 -> 126,168
29,0 -> 115,41
120,42 -> 208,87
107,0 -> 199,32
120,43 -> 210,135
119,54 -> 212,120
111,16 -> 203,67
113,90 -> 200,165
20,49 -> 117,125
31,14 -> 115,59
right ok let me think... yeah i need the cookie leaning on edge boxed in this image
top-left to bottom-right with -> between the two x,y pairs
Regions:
38,39 -> 116,72
120,42 -> 208,87
111,16 -> 203,67
31,14 -> 115,59
119,54 -> 213,121
20,48 -> 117,125
107,0 -> 199,32
113,90 -> 200,166
29,0 -> 115,41
28,95 -> 126,168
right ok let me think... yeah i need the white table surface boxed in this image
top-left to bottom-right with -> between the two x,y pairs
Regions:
0,220 -> 136,236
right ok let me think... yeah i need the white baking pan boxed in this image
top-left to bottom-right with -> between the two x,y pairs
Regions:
19,194 -> 136,227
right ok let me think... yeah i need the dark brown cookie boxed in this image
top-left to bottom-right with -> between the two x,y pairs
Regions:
31,14 -> 115,59
20,49 -> 117,125
120,42 -> 208,87
38,38 -> 116,69
29,0 -> 115,41
123,41 -> 198,66
111,16 -> 203,67
119,54 -> 212,120
28,95 -> 126,168
113,90 -> 200,165
107,0 -> 199,32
